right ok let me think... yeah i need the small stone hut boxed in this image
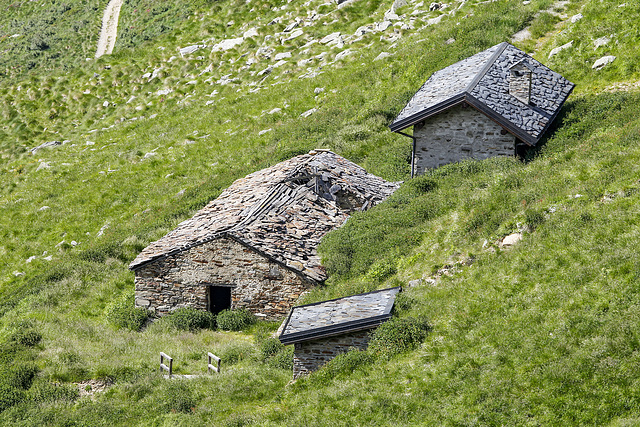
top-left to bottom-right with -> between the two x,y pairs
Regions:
129,150 -> 399,320
279,287 -> 401,378
390,42 -> 575,176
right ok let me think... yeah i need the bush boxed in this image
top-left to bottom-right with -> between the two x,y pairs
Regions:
216,309 -> 256,331
218,342 -> 255,365
165,307 -> 216,331
259,338 -> 284,361
368,317 -> 431,358
105,291 -> 150,331
266,346 -> 293,370
10,329 -> 42,347
0,362 -> 39,390
28,381 -> 78,403
0,384 -> 24,413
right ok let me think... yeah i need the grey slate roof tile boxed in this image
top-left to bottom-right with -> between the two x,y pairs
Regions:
279,287 -> 401,344
129,151 -> 399,283
390,42 -> 575,145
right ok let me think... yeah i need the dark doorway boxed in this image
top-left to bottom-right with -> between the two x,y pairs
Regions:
208,286 -> 232,314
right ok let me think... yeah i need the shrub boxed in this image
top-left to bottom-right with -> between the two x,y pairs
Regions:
259,338 -> 284,361
165,307 -> 216,331
216,309 -> 256,331
0,362 -> 39,390
368,317 -> 431,358
28,381 -> 78,403
218,342 -> 255,365
0,384 -> 24,413
105,292 -> 150,332
9,329 -> 42,347
266,346 -> 294,370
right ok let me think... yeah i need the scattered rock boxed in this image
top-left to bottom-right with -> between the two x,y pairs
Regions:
211,37 -> 244,52
38,206 -> 50,211
593,35 -> 611,49
13,271 -> 25,277
335,49 -> 353,61
268,108 -> 282,114
592,55 -> 616,70
274,52 -> 292,60
36,162 -> 51,171
374,52 -> 392,61
243,27 -> 259,38
429,2 -> 442,10
26,256 -> 37,263
314,87 -> 325,94
179,44 -> 204,56
97,224 -> 109,237
320,32 -> 341,44
259,128 -> 273,135
445,37 -> 455,45
407,279 -> 423,287
548,40 -> 573,58
283,29 -> 304,41
103,101 -> 110,107
570,13 -> 583,23
30,141 -> 62,155
300,108 -> 317,118
511,27 -> 531,43
77,379 -> 112,399
376,21 -> 393,31
501,232 -> 523,247
156,88 -> 173,96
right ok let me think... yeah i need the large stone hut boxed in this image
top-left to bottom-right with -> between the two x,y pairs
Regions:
129,150 -> 399,319
390,42 -> 575,176
279,287 -> 401,378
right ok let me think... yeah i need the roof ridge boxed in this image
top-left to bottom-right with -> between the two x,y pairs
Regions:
464,42 -> 509,94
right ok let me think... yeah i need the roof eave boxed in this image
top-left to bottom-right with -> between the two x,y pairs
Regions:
389,93 -> 466,133
279,314 -> 392,345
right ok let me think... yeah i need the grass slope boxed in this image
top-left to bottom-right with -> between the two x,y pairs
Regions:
0,0 -> 640,424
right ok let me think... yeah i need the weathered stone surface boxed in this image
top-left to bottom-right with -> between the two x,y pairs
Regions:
592,55 -> 616,70
30,141 -> 62,155
412,104 -> 516,174
293,331 -> 370,378
548,40 -> 573,58
211,37 -> 244,52
501,232 -> 523,247
593,35 -> 611,49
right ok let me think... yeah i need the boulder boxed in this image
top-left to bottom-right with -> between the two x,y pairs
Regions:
592,55 -> 616,70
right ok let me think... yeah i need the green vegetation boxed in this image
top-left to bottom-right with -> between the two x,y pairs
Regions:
216,308 -> 257,331
1,0 -> 640,424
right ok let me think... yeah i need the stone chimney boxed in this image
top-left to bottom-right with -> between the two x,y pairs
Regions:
509,61 -> 533,105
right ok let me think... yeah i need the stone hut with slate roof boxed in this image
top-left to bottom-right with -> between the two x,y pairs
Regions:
279,287 -> 401,378
390,42 -> 575,176
129,150 -> 399,320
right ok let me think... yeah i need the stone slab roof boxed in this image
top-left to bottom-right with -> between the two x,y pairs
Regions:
129,150 -> 399,283
279,287 -> 401,345
390,42 -> 575,145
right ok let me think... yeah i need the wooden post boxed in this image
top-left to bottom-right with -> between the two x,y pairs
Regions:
160,352 -> 173,377
208,352 -> 221,374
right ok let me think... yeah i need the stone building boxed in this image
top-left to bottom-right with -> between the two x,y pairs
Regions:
279,287 -> 401,378
390,42 -> 575,176
129,150 -> 399,319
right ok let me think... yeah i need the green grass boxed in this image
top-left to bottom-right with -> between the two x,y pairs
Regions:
1,0 -> 640,424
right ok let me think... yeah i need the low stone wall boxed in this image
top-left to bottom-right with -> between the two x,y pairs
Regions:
413,104 -> 516,175
293,330 -> 371,378
134,237 -> 313,319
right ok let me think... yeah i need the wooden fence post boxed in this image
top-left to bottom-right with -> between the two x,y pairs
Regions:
208,352 -> 221,374
160,352 -> 173,377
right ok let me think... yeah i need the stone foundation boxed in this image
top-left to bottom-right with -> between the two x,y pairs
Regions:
412,104 -> 516,175
134,237 -> 313,319
293,330 -> 371,378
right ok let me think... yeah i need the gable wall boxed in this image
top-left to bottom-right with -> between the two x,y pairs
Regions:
293,330 -> 371,378
412,104 -> 516,175
134,237 -> 313,319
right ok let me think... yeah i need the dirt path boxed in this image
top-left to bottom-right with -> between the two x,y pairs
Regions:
95,0 -> 124,58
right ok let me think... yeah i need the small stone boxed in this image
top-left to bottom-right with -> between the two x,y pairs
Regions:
274,52 -> 292,61
300,108 -> 317,118
374,52 -> 392,61
501,233 -> 522,247
13,271 -> 25,277
36,162 -> 50,171
283,29 -> 303,41
259,128 -> 273,135
314,87 -> 325,94
268,108 -> 282,114
570,13 -> 583,23
593,35 -> 611,49
592,55 -> 616,70
102,100 -> 109,107
548,40 -> 573,58
38,206 -> 50,211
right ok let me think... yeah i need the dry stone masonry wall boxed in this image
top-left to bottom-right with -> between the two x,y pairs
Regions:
293,330 -> 370,378
412,104 -> 515,174
134,237 -> 312,319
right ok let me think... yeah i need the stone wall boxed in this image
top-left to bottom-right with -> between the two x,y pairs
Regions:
412,104 -> 516,175
134,237 -> 313,319
293,330 -> 371,378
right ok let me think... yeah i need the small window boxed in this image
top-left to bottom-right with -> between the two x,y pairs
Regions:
208,286 -> 232,314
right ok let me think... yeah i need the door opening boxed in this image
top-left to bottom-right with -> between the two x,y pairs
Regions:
208,286 -> 232,314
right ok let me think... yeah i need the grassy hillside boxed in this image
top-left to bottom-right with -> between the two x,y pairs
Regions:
1,0 -> 640,424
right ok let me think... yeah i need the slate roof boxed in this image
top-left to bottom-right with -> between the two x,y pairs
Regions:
129,150 -> 399,283
278,287 -> 401,345
390,42 -> 575,145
